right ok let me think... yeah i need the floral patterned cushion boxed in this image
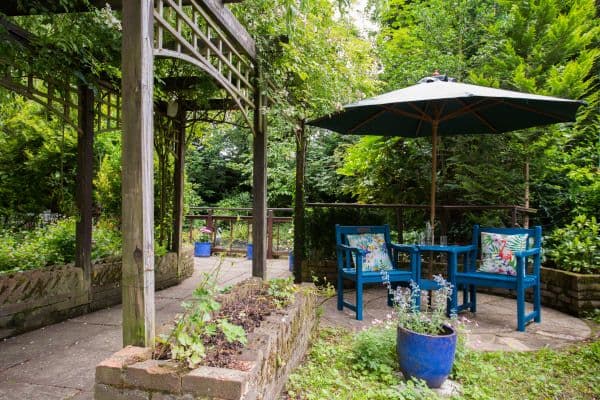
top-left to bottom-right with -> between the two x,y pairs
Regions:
479,232 -> 528,276
346,233 -> 393,271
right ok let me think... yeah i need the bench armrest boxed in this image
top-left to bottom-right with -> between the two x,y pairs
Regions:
514,248 -> 540,258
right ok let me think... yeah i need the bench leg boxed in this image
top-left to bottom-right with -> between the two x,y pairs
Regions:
534,283 -> 541,323
517,283 -> 525,332
469,285 -> 477,313
337,273 -> 343,311
356,280 -> 363,320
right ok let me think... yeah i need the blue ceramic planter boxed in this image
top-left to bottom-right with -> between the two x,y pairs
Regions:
194,242 -> 211,257
396,324 -> 457,388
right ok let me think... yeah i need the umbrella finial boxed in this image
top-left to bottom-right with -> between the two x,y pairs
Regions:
432,69 -> 440,76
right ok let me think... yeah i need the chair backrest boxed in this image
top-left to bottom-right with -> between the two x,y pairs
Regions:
472,225 -> 542,275
335,225 -> 393,271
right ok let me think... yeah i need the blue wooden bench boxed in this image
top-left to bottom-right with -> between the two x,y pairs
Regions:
449,225 -> 542,331
335,224 -> 420,320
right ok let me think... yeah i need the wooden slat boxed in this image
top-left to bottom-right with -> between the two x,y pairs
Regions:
121,0 -> 155,348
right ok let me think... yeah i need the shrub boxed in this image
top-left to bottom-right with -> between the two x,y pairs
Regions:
0,217 -> 122,273
546,215 -> 600,274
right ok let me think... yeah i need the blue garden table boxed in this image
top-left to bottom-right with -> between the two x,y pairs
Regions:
415,244 -> 474,315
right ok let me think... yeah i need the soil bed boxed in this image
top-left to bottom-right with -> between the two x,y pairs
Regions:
154,279 -> 284,369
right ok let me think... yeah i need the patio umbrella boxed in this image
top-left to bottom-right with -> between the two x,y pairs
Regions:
308,74 -> 585,230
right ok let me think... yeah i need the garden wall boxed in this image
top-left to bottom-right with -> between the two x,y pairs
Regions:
94,282 -> 318,400
305,261 -> 600,316
0,248 -> 194,339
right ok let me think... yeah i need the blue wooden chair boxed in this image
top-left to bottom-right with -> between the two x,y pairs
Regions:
449,225 -> 542,331
335,224 -> 420,320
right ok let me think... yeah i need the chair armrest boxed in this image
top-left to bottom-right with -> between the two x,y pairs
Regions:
389,243 -> 419,254
336,244 -> 367,272
336,243 -> 366,256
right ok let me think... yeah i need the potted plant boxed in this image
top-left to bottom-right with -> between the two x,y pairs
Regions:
391,275 -> 457,388
194,226 -> 213,257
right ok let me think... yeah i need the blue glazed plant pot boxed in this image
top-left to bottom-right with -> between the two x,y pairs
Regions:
194,241 -> 211,257
396,324 -> 457,388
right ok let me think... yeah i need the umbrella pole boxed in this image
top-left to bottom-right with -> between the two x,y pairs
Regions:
430,121 -> 438,237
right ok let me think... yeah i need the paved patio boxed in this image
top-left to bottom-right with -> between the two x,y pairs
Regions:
321,287 -> 592,351
0,256 -> 593,399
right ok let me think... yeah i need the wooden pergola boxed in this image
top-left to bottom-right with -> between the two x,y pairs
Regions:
0,0 -> 268,347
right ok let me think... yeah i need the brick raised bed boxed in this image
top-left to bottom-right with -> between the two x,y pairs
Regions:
0,248 -> 194,339
94,282 -> 318,400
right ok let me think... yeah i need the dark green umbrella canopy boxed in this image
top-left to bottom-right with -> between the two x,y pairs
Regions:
309,75 -> 585,228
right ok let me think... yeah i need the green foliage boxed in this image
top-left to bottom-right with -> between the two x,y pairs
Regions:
0,94 -> 77,221
0,217 -> 122,273
266,277 -> 297,308
158,271 -> 247,369
351,327 -> 396,378
285,327 -> 436,399
453,341 -> 600,399
289,326 -> 599,399
546,215 -> 600,274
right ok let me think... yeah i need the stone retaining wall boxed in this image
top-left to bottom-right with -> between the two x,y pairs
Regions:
94,282 -> 318,400
0,248 -> 194,339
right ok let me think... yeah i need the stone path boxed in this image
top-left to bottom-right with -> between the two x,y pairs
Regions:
320,287 -> 592,351
0,257 -> 289,400
0,256 -> 593,399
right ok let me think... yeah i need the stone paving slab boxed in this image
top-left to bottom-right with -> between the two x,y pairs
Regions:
0,257 -> 289,400
0,257 -> 593,400
320,287 -> 592,352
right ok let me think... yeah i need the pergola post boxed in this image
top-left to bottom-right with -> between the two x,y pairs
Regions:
172,109 -> 186,275
121,0 -> 155,347
293,120 -> 306,284
252,62 -> 267,279
76,85 -> 94,295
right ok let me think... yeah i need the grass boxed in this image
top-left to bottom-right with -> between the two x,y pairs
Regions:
285,327 -> 600,400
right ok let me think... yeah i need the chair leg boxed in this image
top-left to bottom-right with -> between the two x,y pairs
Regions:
356,281 -> 363,320
337,274 -> 344,311
517,284 -> 525,332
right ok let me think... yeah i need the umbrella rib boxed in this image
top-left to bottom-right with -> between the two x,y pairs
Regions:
348,109 -> 387,134
453,98 -> 498,133
502,100 -> 573,121
438,98 -> 492,122
382,104 -> 433,122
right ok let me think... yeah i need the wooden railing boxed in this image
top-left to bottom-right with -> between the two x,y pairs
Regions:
186,207 -> 293,258
305,203 -> 537,243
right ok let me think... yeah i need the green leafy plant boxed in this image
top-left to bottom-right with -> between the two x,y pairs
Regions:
351,327 -> 396,380
156,270 -> 247,369
266,277 -> 297,308
546,215 -> 600,274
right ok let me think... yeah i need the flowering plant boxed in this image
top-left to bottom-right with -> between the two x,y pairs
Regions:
199,226 -> 213,242
383,272 -> 455,335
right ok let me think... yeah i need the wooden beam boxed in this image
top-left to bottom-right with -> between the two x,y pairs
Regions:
0,0 -> 246,15
121,0 -> 155,348
293,120 -> 306,284
171,110 -> 186,273
196,0 -> 256,59
75,85 -> 94,294
252,62 -> 266,279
